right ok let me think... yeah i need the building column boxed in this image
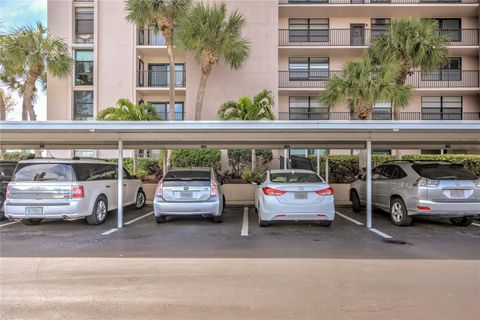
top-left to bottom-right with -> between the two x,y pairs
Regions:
117,140 -> 124,229
366,140 -> 372,229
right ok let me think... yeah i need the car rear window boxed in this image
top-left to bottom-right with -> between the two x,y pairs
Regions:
164,170 -> 211,181
0,164 -> 16,177
13,163 -> 76,182
412,164 -> 478,181
270,172 -> 323,183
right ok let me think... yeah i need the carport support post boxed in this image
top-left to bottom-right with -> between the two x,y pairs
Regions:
117,140 -> 124,229
366,140 -> 372,229
325,155 -> 329,184
283,149 -> 288,169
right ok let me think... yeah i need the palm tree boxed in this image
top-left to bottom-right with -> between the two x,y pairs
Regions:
218,89 -> 275,170
97,98 -> 159,121
125,0 -> 190,122
0,88 -> 15,121
320,57 -> 412,120
369,19 -> 448,118
178,2 -> 250,120
0,22 -> 72,121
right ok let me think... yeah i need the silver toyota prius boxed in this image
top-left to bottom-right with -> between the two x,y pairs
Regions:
153,168 -> 225,223
255,169 -> 335,227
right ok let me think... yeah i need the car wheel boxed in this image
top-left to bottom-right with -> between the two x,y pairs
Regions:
86,196 -> 108,225
318,220 -> 332,227
351,190 -> 361,213
21,218 -> 42,226
0,206 -> 5,221
155,215 -> 166,223
390,197 -> 412,226
258,206 -> 269,227
133,189 -> 146,210
212,216 -> 223,223
450,216 -> 474,226
222,195 -> 226,210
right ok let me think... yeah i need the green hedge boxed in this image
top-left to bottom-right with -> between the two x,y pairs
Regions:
402,154 -> 480,177
171,149 -> 221,171
1,152 -> 34,161
110,157 -> 161,175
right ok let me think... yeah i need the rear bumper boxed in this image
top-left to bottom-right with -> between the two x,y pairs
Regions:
261,198 -> 335,221
4,200 -> 91,219
410,200 -> 480,217
153,197 -> 221,217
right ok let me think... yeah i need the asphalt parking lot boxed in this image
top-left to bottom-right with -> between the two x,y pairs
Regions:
1,205 -> 479,319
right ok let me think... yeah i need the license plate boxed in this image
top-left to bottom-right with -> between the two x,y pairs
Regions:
180,191 -> 193,198
294,192 -> 308,200
26,207 -> 43,215
449,189 -> 465,198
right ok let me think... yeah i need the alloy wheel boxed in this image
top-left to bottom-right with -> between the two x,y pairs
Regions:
391,202 -> 403,223
136,192 -> 145,208
96,200 -> 107,222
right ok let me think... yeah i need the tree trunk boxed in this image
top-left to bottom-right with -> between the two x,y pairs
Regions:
251,149 -> 256,171
133,150 -> 138,174
0,94 -> 5,121
164,30 -> 175,168
23,75 -> 38,121
195,69 -> 210,120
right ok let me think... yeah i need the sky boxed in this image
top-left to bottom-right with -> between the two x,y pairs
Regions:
0,0 -> 47,120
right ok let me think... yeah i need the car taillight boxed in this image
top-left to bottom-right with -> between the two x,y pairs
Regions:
210,181 -> 219,197
315,187 -> 334,196
413,178 -> 439,188
155,181 -> 163,197
262,187 -> 287,196
6,185 -> 11,199
71,185 -> 84,198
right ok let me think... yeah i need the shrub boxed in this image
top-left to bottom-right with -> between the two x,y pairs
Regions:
110,157 -> 160,175
227,149 -> 251,178
402,154 -> 480,177
171,149 -> 221,171
2,151 -> 34,161
242,170 -> 264,184
255,149 -> 273,169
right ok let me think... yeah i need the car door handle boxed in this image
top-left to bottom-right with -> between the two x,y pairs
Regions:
106,185 -> 111,188
123,184 -> 127,187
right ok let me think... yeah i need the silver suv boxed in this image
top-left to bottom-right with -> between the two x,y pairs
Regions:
4,159 -> 145,225
350,161 -> 480,226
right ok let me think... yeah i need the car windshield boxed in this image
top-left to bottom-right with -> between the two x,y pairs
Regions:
0,164 -> 16,177
412,164 -> 478,181
164,170 -> 211,181
270,172 -> 323,183
13,163 -> 75,182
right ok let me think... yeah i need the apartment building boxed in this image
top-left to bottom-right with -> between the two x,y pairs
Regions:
46,0 -> 480,159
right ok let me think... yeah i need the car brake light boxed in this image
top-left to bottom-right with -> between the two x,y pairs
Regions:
210,181 -> 218,197
413,178 -> 439,188
71,186 -> 84,198
6,185 -> 11,199
315,187 -> 334,196
155,181 -> 163,197
262,187 -> 287,196
417,206 -> 431,211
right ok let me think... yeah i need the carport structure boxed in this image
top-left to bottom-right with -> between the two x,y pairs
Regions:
1,120 -> 479,229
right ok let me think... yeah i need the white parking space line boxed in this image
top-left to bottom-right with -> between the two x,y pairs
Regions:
241,207 -> 249,237
124,211 -> 154,226
0,221 -> 20,228
472,223 -> 480,227
102,211 -> 154,236
335,211 -> 364,226
369,228 -> 393,239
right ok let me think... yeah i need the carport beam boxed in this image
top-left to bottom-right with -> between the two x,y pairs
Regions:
366,140 -> 372,229
117,140 -> 124,229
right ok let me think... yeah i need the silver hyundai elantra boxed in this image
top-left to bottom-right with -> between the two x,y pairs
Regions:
255,169 -> 335,227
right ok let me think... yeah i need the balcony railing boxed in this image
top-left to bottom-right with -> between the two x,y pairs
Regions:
137,70 -> 186,88
279,111 -> 480,120
279,29 -> 479,47
137,29 -> 166,46
155,112 -> 185,121
279,70 -> 480,88
279,0 -> 478,4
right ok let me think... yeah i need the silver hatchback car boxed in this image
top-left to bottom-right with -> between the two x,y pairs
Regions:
153,168 -> 225,223
350,161 -> 480,226
255,169 -> 335,227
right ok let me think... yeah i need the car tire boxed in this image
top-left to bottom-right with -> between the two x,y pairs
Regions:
86,196 -> 108,225
390,197 -> 412,226
0,207 -> 5,221
351,190 -> 361,213
155,215 -> 166,223
21,218 -> 42,226
258,207 -> 269,227
450,216 -> 474,226
212,216 -> 223,223
318,220 -> 332,227
222,195 -> 226,210
133,189 -> 146,210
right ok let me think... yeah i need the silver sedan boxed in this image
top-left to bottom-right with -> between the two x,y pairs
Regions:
255,169 -> 335,227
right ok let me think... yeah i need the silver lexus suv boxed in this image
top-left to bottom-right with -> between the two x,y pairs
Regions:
4,159 -> 146,225
350,161 -> 480,226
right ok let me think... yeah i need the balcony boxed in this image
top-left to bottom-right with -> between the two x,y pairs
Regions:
279,29 -> 479,47
155,112 -> 185,121
137,70 -> 186,88
278,111 -> 480,120
279,70 -> 480,92
137,29 -> 166,46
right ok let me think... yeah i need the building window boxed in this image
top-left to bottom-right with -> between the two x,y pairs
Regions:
371,18 -> 391,38
74,50 -> 93,86
422,57 -> 461,81
421,96 -> 462,120
74,150 -> 94,158
289,57 -> 329,80
73,91 -> 94,120
289,96 -> 328,120
289,18 -> 329,43
433,18 -> 461,42
371,102 -> 392,120
147,64 -> 185,87
149,102 -> 184,120
75,7 -> 94,44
